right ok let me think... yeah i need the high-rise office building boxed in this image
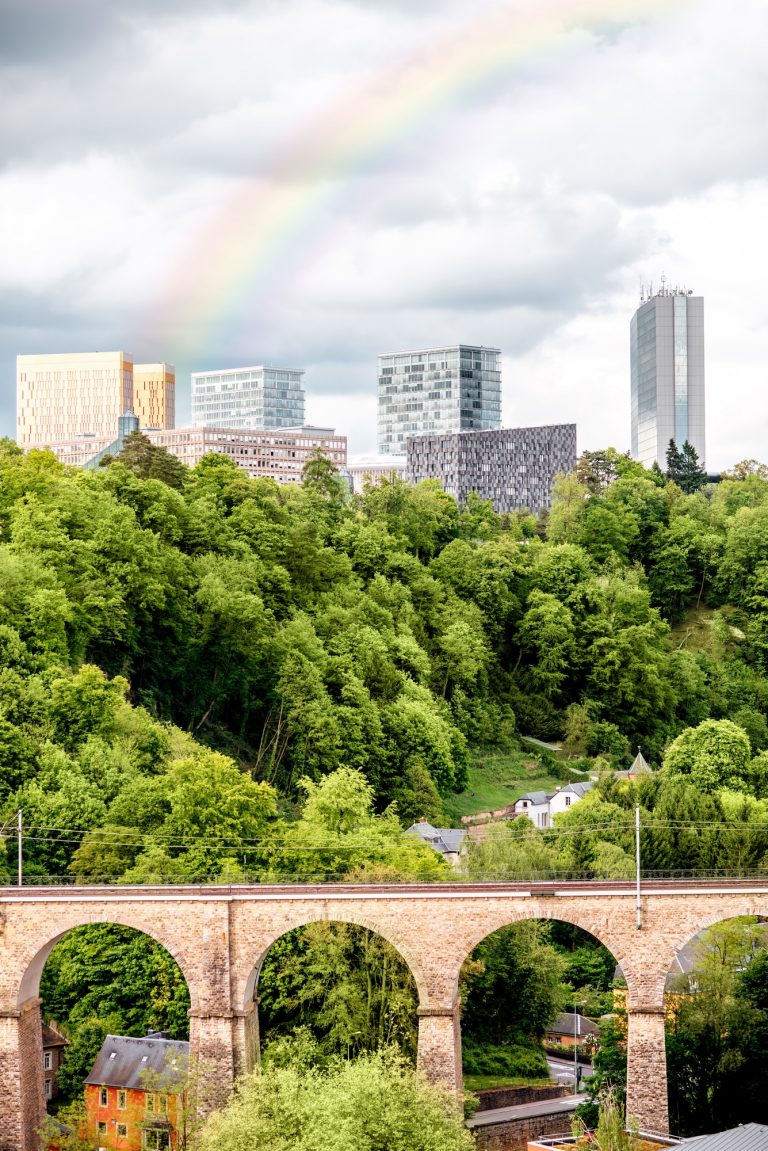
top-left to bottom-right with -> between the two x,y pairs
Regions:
17,351 -> 133,447
16,352 -> 175,447
133,363 -> 176,429
630,284 -> 705,468
377,344 -> 501,455
191,366 -> 305,430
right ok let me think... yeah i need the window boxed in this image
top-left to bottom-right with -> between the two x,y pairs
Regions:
43,1052 -> 52,1071
565,796 -> 571,807
143,1131 -> 170,1150
118,1090 -> 127,1109
146,1094 -> 155,1113
159,1095 -> 168,1116
44,1080 -> 52,1100
117,1124 -> 128,1139
98,1123 -> 107,1136
99,1088 -> 108,1107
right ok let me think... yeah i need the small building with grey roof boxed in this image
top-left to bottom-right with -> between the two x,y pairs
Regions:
404,820 -> 466,866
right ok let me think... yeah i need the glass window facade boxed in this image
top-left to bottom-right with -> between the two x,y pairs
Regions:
377,345 -> 501,455
191,366 -> 305,430
630,291 -> 705,469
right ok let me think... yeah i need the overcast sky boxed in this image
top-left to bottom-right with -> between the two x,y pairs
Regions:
1,0 -> 767,467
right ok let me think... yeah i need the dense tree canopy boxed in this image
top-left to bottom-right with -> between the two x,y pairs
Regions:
5,439 -> 768,1118
197,1046 -> 475,1151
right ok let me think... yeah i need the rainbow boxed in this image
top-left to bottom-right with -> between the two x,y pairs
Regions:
150,0 -> 676,363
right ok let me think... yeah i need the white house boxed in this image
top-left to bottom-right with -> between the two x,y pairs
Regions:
511,790 -> 552,828
548,782 -> 593,820
513,782 -> 593,829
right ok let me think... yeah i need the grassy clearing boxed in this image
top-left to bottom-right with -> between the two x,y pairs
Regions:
669,603 -> 740,655
442,748 -> 565,824
463,1074 -> 554,1092
669,604 -> 717,654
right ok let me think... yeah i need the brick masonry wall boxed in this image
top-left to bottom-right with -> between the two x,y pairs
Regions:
406,424 -> 577,512
473,1112 -> 574,1151
475,1085 -> 570,1113
4,883 -> 768,1149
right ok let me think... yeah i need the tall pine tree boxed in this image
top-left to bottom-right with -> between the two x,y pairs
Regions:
665,439 -> 706,493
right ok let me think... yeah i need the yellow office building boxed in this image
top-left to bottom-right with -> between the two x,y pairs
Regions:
16,352 -> 175,447
132,363 -> 175,430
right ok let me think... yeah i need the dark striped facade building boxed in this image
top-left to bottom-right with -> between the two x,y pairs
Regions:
406,423 -> 577,513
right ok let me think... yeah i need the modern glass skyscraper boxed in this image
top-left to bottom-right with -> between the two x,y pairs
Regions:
377,344 -> 501,455
191,366 -> 305,430
630,286 -> 705,468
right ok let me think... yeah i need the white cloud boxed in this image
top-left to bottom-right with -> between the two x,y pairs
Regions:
0,0 -> 767,471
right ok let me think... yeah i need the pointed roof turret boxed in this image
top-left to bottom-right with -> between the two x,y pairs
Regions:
629,748 -> 651,775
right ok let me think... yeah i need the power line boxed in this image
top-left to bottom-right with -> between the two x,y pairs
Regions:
4,817 -> 768,856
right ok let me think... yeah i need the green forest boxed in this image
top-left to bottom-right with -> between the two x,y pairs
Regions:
5,436 -> 768,1135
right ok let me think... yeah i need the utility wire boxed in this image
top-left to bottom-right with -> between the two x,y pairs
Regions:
5,818 -> 768,854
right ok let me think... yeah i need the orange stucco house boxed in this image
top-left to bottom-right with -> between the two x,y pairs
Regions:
84,1033 -> 189,1151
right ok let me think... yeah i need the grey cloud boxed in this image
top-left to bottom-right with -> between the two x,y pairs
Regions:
0,0 -> 248,63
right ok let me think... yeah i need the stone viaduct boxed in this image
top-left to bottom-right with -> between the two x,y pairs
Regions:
2,878 -> 768,1150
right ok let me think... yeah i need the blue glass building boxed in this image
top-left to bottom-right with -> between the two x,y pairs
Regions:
630,286 -> 705,468
377,344 -> 501,455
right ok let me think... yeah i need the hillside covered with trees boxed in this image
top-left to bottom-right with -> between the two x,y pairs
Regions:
5,437 -> 768,1132
4,439 -> 768,859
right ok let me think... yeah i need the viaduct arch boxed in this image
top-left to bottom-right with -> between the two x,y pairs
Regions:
3,878 -> 768,1151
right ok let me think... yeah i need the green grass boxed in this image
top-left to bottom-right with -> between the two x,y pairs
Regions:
463,1074 -> 553,1092
442,748 -> 566,824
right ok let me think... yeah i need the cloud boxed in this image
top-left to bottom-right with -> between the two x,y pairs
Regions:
1,0 -> 767,472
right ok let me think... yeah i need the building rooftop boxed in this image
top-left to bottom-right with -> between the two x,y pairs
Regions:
630,750 -> 652,774
191,365 -> 304,375
379,344 -> 500,356
85,1034 -> 190,1091
517,791 -> 552,806
42,1023 -> 68,1049
679,1124 -> 768,1150
546,1012 -> 599,1038
404,821 -> 466,855
557,782 -> 593,799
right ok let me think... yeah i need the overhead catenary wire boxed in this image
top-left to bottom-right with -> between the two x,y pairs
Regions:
4,816 -> 768,855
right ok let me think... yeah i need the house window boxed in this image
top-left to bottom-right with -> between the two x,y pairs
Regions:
44,1080 -> 52,1100
565,796 -> 571,807
146,1094 -> 155,1113
159,1095 -> 168,1116
117,1124 -> 128,1139
99,1088 -> 108,1107
43,1052 -> 52,1070
98,1123 -> 107,1136
117,1090 -> 127,1109
143,1131 -> 170,1150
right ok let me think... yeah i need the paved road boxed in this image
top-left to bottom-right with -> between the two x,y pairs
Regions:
548,1054 -> 592,1085
467,1092 -> 587,1128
